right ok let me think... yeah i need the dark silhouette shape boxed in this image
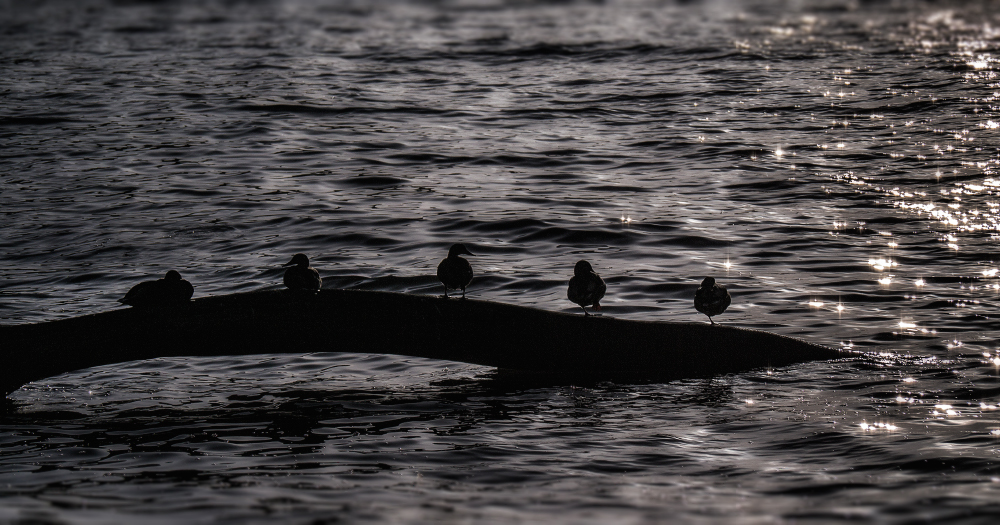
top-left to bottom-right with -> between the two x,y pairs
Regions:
283,253 -> 322,292
694,276 -> 731,324
437,243 -> 474,298
567,260 -> 606,316
118,270 -> 194,307
2,289 -> 844,398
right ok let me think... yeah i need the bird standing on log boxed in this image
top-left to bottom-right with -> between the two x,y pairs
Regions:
567,260 -> 606,316
118,270 -> 194,307
437,243 -> 474,298
283,253 -> 322,292
694,276 -> 730,324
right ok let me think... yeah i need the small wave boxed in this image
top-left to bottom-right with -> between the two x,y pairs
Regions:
515,226 -> 633,245
433,217 -> 551,235
649,235 -> 729,248
0,115 -> 77,126
334,175 -> 408,187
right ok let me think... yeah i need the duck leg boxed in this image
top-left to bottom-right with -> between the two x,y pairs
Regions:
581,306 -> 590,316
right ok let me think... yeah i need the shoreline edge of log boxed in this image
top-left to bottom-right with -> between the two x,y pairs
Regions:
0,289 -> 848,397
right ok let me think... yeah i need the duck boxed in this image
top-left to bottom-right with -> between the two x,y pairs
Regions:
694,276 -> 731,324
118,270 -> 194,307
567,260 -> 606,316
283,253 -> 322,292
437,243 -> 474,298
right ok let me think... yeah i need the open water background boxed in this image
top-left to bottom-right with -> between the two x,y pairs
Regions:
5,0 -> 1000,522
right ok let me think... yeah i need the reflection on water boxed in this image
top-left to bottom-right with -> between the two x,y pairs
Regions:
5,0 -> 1000,522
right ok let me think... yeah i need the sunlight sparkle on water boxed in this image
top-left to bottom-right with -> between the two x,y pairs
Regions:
933,404 -> 960,416
860,422 -> 898,432
915,278 -> 925,286
808,300 -> 824,308
899,320 -> 917,329
868,258 -> 898,271
878,276 -> 892,285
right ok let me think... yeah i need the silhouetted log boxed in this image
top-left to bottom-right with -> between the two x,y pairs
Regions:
0,289 -> 844,397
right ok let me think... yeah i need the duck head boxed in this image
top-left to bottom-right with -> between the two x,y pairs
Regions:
448,244 -> 474,258
284,253 -> 310,268
701,276 -> 716,287
165,270 -> 182,281
574,260 -> 594,276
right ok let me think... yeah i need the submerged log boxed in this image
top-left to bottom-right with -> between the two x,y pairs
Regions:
0,289 -> 844,397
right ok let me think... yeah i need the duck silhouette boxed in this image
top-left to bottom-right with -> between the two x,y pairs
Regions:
694,276 -> 731,324
437,243 -> 474,298
283,253 -> 322,292
567,260 -> 606,316
118,270 -> 194,307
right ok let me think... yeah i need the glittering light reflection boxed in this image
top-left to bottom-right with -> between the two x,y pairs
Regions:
808,300 -> 824,308
860,421 -> 898,432
933,404 -> 959,416
868,258 -> 898,271
915,278 -> 926,286
968,58 -> 990,69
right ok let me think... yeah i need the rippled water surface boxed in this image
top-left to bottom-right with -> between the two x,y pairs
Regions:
6,0 -> 1000,522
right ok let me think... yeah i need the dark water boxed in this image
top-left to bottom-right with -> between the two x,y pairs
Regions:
5,0 -> 1000,522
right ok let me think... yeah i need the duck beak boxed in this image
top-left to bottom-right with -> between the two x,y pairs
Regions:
282,259 -> 295,267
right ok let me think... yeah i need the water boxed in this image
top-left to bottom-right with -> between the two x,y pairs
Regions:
4,0 -> 1000,522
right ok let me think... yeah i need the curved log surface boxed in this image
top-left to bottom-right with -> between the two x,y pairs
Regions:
0,289 -> 846,397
